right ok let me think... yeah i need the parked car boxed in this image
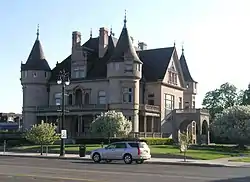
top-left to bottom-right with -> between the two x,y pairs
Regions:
90,141 -> 151,164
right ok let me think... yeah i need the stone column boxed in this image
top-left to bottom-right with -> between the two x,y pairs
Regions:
151,116 -> 154,132
144,116 -> 147,133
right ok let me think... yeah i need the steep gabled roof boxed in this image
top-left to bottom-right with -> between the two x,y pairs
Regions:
21,38 -> 51,71
137,47 -> 175,81
109,22 -> 142,64
179,51 -> 196,82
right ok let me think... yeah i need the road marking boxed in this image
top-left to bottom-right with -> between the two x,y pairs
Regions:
0,164 -> 222,180
0,172 -> 100,182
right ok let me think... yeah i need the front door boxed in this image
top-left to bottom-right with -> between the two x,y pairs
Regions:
113,143 -> 127,160
103,144 -> 116,159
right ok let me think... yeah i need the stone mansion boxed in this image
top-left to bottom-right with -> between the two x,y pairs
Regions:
20,16 -> 210,143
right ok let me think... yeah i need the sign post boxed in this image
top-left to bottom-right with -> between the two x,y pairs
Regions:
61,130 -> 67,139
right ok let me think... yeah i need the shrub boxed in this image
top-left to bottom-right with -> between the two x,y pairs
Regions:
143,138 -> 174,145
75,137 -> 173,145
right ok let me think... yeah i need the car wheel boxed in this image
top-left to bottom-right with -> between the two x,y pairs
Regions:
123,154 -> 132,164
136,159 -> 144,164
105,159 -> 112,163
92,153 -> 101,163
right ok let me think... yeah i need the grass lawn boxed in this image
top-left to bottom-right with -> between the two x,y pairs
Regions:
229,157 -> 250,162
9,144 -> 250,160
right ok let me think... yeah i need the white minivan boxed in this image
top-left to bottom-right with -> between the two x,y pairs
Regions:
90,141 -> 151,164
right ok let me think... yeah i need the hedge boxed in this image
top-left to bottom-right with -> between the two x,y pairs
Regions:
75,137 -> 174,145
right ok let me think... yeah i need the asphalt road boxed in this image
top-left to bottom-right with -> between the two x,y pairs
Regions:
0,157 -> 249,182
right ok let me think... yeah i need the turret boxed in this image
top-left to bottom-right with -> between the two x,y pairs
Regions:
20,25 -> 51,129
107,12 -> 143,132
179,47 -> 197,109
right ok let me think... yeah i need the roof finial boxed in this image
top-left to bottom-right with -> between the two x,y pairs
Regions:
182,42 -> 184,54
36,24 -> 40,40
174,40 -> 176,47
110,26 -> 113,35
124,9 -> 127,28
90,28 -> 92,38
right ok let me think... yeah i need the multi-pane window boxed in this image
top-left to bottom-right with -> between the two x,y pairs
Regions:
33,72 -> 37,78
74,67 -> 85,78
98,91 -> 106,104
168,71 -> 178,85
164,94 -> 175,111
55,93 -> 61,106
122,88 -> 133,103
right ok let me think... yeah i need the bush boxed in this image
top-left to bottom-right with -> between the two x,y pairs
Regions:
75,137 -> 173,145
0,138 -> 33,147
143,138 -> 174,145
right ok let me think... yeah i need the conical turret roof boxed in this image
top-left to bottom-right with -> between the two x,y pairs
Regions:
21,28 -> 51,71
109,18 -> 142,64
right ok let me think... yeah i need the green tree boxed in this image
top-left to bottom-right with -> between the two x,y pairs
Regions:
211,105 -> 250,147
25,121 -> 60,155
202,82 -> 239,120
90,110 -> 132,141
242,84 -> 250,105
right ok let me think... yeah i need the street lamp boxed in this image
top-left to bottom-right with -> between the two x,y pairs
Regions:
57,69 -> 70,157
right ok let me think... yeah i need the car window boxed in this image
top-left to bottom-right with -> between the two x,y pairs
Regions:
106,144 -> 116,149
115,143 -> 127,149
128,143 -> 139,148
139,142 -> 148,148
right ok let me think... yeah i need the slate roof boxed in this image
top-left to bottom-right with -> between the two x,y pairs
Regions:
21,39 -> 51,71
109,24 -> 142,64
179,53 -> 196,82
137,47 -> 174,81
48,26 -> 194,83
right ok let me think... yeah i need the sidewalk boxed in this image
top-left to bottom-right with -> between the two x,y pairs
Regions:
0,151 -> 249,167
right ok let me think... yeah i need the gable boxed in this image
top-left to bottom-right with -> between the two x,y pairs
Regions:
162,50 -> 185,87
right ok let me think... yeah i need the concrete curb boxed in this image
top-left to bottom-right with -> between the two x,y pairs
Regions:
0,154 -> 91,161
0,154 -> 230,167
144,161 -> 227,167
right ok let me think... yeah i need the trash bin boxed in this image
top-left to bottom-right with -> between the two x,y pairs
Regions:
79,145 -> 86,157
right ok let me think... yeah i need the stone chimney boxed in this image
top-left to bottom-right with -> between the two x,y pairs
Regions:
99,27 -> 109,58
72,31 -> 81,49
138,42 -> 147,51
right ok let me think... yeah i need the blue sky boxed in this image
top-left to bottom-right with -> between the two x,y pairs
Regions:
0,0 -> 249,113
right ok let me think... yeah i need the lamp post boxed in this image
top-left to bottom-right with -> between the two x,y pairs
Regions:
57,69 -> 70,157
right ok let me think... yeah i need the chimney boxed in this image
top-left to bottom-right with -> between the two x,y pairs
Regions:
99,27 -> 109,58
138,42 -> 147,51
72,31 -> 81,49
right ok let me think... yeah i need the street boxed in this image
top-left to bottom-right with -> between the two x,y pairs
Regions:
0,157 -> 249,182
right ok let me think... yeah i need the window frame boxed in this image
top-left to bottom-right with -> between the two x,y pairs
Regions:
122,87 -> 133,103
98,90 -> 106,104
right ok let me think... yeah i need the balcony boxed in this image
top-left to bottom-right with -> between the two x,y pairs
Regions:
174,108 -> 209,115
139,104 -> 160,113
36,104 -> 108,113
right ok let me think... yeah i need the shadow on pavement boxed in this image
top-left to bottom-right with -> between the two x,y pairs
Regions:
210,176 -> 250,181
71,161 -> 141,166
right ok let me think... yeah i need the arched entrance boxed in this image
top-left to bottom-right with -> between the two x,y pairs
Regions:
179,120 -> 197,144
201,120 -> 209,144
